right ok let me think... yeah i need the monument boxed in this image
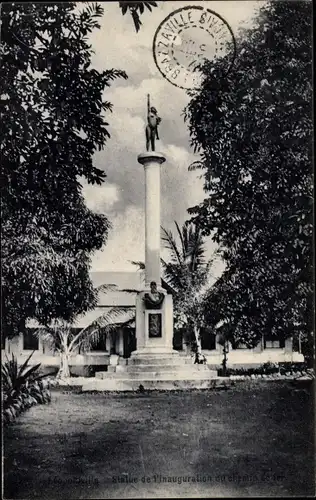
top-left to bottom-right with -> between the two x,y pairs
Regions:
130,94 -> 180,361
81,95 -> 218,391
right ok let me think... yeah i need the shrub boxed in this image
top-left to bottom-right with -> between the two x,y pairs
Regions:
2,352 -> 52,425
217,361 -> 308,377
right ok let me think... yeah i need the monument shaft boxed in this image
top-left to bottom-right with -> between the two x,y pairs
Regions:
144,160 -> 161,286
134,152 -> 176,355
138,152 -> 166,287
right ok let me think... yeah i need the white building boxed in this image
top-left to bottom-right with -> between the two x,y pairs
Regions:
1,271 -> 304,374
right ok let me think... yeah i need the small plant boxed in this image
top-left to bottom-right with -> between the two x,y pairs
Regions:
261,362 -> 280,374
219,361 -> 309,378
2,352 -> 52,425
191,341 -> 207,364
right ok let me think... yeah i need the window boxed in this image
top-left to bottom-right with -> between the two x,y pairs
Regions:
23,329 -> 39,350
265,340 -> 280,349
173,329 -> 183,351
123,328 -> 136,358
200,329 -> 216,350
234,343 -> 249,350
264,336 -> 285,349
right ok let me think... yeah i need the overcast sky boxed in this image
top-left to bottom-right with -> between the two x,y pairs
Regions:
82,1 -> 263,278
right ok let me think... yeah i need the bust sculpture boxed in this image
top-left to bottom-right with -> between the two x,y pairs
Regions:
144,281 -> 164,309
146,94 -> 161,152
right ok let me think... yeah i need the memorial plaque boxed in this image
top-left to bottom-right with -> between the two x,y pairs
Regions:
148,313 -> 162,338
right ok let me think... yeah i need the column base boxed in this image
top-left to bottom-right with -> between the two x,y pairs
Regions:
128,348 -> 188,367
131,347 -> 179,356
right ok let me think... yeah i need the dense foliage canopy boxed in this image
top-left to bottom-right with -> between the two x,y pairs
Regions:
1,2 -> 155,335
185,1 -> 313,355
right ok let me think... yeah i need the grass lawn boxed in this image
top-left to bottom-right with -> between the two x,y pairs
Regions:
3,381 -> 315,499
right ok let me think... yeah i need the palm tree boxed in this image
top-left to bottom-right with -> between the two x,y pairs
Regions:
161,221 -> 215,361
161,221 -> 208,284
130,222 -> 217,361
35,284 -> 134,379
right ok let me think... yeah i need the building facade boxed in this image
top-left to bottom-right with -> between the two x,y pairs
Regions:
1,271 -> 304,374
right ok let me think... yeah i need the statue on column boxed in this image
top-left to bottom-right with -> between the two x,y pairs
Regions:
146,94 -> 161,152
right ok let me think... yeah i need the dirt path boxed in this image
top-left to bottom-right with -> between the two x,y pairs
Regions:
4,381 -> 315,498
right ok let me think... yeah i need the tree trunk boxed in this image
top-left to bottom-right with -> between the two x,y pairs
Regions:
57,332 -> 71,379
57,351 -> 71,379
222,341 -> 228,376
193,324 -> 204,364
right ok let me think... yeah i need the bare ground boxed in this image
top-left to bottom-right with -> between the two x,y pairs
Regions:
3,381 -> 315,499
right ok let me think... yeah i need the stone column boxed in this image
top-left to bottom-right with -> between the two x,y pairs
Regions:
138,152 -> 166,288
130,151 -> 178,360
285,337 -> 293,354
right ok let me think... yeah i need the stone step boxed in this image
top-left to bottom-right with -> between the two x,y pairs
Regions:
127,356 -> 191,366
82,376 -> 227,392
95,370 -> 218,380
114,363 -> 210,373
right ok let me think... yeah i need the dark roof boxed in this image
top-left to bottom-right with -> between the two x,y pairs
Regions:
90,271 -> 175,300
90,271 -> 144,290
27,272 -> 174,328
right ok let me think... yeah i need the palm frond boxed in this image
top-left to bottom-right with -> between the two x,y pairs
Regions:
161,259 -> 185,291
188,224 -> 205,272
174,221 -> 186,258
32,323 -> 67,352
120,316 -> 136,328
103,69 -> 128,83
84,2 -> 104,18
96,283 -> 117,294
188,161 -> 203,171
182,223 -> 188,257
161,278 -> 174,294
69,307 -> 134,352
161,226 -> 182,265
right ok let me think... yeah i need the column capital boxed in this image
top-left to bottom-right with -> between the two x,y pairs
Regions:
138,152 -> 166,166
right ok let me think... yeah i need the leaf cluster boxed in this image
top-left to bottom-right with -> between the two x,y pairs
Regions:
119,1 -> 157,32
185,1 -> 313,349
1,3 -> 127,334
2,352 -> 52,424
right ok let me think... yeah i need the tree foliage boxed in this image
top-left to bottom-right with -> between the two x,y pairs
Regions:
119,1 -> 157,32
1,3 -> 130,335
36,283 -> 134,379
185,2 -> 313,353
161,222 -> 216,358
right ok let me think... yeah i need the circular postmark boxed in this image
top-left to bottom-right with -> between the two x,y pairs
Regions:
153,6 -> 236,90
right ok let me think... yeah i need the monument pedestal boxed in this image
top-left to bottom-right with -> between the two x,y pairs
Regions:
129,290 -> 179,361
